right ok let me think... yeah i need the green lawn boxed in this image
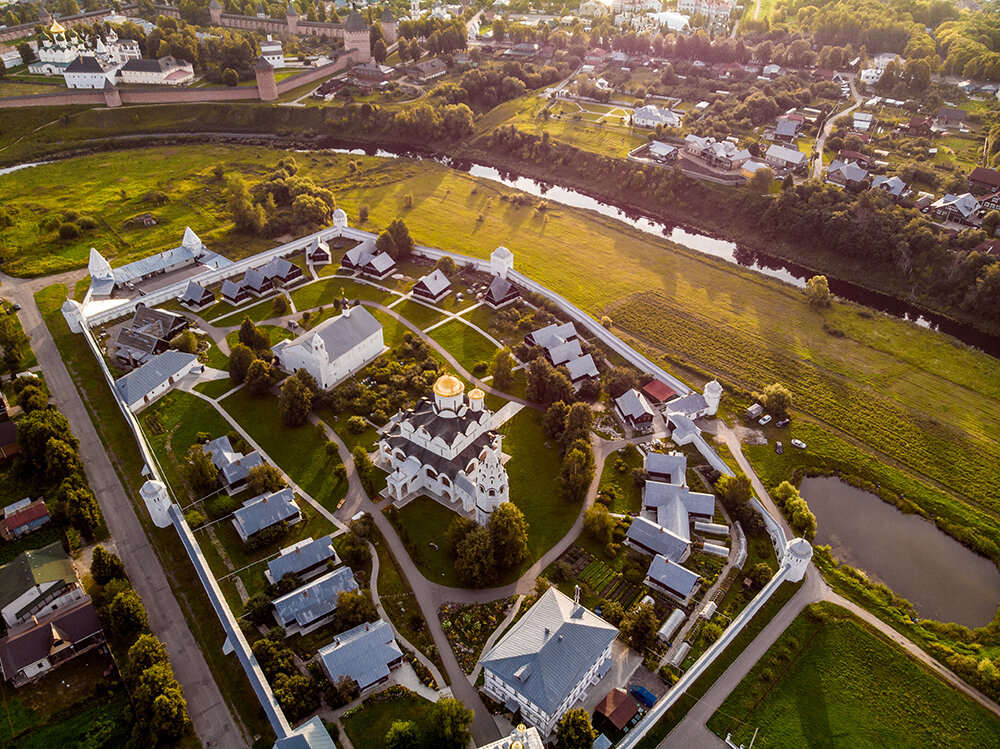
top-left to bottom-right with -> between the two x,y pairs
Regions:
214,294 -> 289,327
598,445 -> 644,513
707,603 -> 1000,748
390,298 -> 447,330
0,692 -> 131,749
428,319 -> 500,371
224,325 -> 294,350
219,388 -> 347,512
0,303 -> 38,374
370,309 -> 411,349
140,391 -> 235,503
341,689 -> 436,749
193,377 -> 237,400
289,277 -> 394,311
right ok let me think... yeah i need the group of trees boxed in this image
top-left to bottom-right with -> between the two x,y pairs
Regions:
226,156 -> 336,237
752,383 -> 793,420
252,629 -> 321,720
446,503 -> 530,586
772,481 -> 818,540
0,314 -> 29,375
16,406 -> 103,537
383,697 -> 474,749
375,219 -> 416,261
541,399 -> 597,505
431,62 -> 562,112
338,98 -> 475,144
90,548 -> 190,743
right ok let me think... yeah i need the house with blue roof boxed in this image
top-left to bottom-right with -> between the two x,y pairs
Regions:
317,619 -> 403,692
113,351 -> 199,412
266,536 -> 338,585
272,567 -> 359,634
203,435 -> 265,490
232,488 -> 301,543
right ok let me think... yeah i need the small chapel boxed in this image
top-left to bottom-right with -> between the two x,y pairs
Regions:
378,374 -> 512,525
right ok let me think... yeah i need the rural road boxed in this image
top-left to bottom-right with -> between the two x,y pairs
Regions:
812,76 -> 863,179
0,273 -> 247,749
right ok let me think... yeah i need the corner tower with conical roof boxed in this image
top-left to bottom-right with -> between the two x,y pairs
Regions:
209,0 -> 223,24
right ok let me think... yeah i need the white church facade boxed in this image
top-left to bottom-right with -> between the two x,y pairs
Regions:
378,375 -> 513,525
271,304 -> 385,390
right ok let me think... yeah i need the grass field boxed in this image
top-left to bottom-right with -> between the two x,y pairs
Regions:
219,388 -> 347,512
0,303 -> 38,374
289,276 -> 394,310
214,294 -> 289,327
389,298 -> 447,330
428,319 -> 500,371
707,603 -> 1000,748
342,689 -> 435,748
598,445 -> 644,513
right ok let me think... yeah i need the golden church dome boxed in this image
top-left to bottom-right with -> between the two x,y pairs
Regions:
50,19 -> 65,34
468,387 -> 485,400
433,374 -> 464,398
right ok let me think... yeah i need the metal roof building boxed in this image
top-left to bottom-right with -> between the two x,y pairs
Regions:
316,619 -> 403,692
266,535 -> 338,585
232,488 -> 301,542
272,567 -> 358,633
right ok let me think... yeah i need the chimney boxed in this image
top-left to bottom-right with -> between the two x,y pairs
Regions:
31,615 -> 38,625
295,547 -> 301,554
574,584 -> 581,604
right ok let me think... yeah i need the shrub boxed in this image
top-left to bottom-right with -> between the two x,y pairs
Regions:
358,204 -> 369,222
184,509 -> 207,528
58,222 -> 80,239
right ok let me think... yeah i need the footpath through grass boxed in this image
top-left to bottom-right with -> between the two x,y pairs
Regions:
707,602 -> 1000,748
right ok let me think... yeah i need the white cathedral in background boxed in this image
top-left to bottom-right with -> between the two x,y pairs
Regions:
378,374 -> 512,525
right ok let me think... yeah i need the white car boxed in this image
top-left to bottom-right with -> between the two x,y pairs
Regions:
791,439 -> 807,449
758,415 -> 772,426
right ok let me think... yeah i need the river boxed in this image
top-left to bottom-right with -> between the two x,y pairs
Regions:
4,144 -> 999,355
800,476 -> 1000,627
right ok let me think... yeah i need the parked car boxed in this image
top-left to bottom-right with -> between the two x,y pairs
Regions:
775,441 -> 783,454
759,415 -> 772,426
791,439 -> 807,449
776,418 -> 789,428
10,303 -> 20,312
631,685 -> 657,708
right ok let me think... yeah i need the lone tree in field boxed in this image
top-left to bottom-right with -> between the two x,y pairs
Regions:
754,383 -> 793,419
556,708 -> 598,749
805,274 -> 832,308
490,348 -> 515,390
455,525 -> 496,586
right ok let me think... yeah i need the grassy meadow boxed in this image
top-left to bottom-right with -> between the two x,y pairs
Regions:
707,603 -> 1000,748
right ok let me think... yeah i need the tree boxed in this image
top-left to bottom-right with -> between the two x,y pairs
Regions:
543,400 -> 570,441
601,600 -> 624,626
620,601 -> 658,649
17,408 -> 77,472
127,634 -> 169,679
427,697 -> 474,749
556,708 -> 598,749
238,316 -> 270,351
526,357 -> 574,405
226,173 -> 266,235
352,445 -> 373,476
0,316 -> 28,374
491,347 -> 515,390
279,371 -> 314,427
228,343 -> 255,385
491,18 -> 506,41
333,589 -> 378,630
242,593 -> 274,625
557,441 -> 595,503
185,444 -> 219,494
91,545 -> 127,585
17,384 -> 47,414
747,166 -> 775,194
583,504 -> 616,545
714,473 -> 752,509
245,358 -> 273,395
347,415 -> 367,434
108,588 -> 149,643
805,274 -> 832,308
455,525 -> 496,586
387,219 -> 414,258
325,674 -> 361,707
170,329 -> 198,354
292,193 -> 330,230
446,515 -> 477,555
982,210 -> 1000,238
385,720 -> 419,749
376,230 -> 397,258
372,38 -> 388,63
222,67 -> 239,86
273,672 -> 319,720
45,437 -> 82,481
488,502 -> 529,569
247,464 -> 285,495
16,41 -> 36,65
603,366 -> 639,399
748,562 -> 773,588
132,661 -> 190,743
757,382 -> 792,419
562,402 -> 593,449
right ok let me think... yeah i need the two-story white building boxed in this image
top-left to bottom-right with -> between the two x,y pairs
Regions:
480,587 -> 618,735
271,304 -> 385,390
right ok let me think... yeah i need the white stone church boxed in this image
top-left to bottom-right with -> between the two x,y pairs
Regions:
378,374 -> 513,525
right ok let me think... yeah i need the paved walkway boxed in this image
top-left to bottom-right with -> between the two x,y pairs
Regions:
812,76 -> 863,179
0,272 -> 247,749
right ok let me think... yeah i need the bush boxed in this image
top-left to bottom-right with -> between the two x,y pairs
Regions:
77,216 -> 97,230
184,509 -> 207,528
58,222 -> 80,239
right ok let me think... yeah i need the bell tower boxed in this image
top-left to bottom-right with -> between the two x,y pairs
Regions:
475,441 -> 509,525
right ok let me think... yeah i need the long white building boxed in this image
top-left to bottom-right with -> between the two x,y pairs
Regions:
271,304 -> 385,390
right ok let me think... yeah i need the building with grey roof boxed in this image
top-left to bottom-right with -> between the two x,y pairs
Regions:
646,555 -> 700,603
203,435 -> 265,489
871,174 -> 910,200
411,268 -> 451,303
114,305 -> 188,365
564,353 -> 598,382
272,567 -> 358,634
526,321 -> 596,383
243,267 -> 274,296
480,587 -> 618,735
341,240 -> 396,280
266,536 -> 338,585
114,351 -> 199,412
526,321 -> 577,350
316,619 -> 403,692
825,159 -> 870,190
645,452 -> 686,484
232,488 -> 301,543
0,541 -> 83,628
261,256 -> 304,285
477,725 -> 544,749
221,278 -> 250,305
614,388 -> 656,432
270,305 -> 385,390
625,516 -> 690,563
484,275 -> 519,309
180,280 -> 215,309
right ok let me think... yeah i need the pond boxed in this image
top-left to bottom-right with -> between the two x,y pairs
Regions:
800,476 -> 1000,627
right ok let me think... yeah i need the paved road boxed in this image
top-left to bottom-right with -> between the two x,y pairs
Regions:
0,273 -> 247,749
812,76 -> 863,179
